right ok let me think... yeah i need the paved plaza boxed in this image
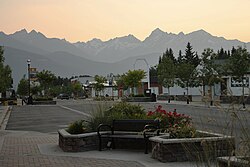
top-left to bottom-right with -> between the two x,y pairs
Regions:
1,100 -> 249,167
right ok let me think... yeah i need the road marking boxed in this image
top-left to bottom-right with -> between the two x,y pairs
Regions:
58,105 -> 91,117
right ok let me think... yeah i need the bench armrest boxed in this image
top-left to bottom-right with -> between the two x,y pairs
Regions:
143,124 -> 160,137
97,124 -> 113,136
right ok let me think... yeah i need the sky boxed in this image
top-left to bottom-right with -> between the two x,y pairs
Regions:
0,0 -> 250,43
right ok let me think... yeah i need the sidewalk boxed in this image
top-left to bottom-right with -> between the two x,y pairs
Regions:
0,130 -> 209,167
0,106 -> 10,130
156,99 -> 249,110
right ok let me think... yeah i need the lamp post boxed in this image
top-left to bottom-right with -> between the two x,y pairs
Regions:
27,59 -> 31,104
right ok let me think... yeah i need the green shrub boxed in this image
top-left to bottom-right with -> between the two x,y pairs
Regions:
34,96 -> 53,101
86,102 -> 147,132
107,102 -> 146,119
67,120 -> 88,134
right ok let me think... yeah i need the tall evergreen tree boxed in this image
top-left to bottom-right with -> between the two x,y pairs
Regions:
178,50 -> 184,64
176,43 -> 200,103
184,42 -> 200,67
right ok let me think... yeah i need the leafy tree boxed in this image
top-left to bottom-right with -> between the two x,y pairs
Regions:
36,70 -> 56,96
0,46 -> 13,96
226,46 -> 250,107
116,74 -> 126,90
199,49 -> 221,103
93,75 -> 107,96
17,76 -> 29,96
158,51 -> 176,95
72,81 -> 83,97
176,63 -> 199,98
123,70 -> 146,95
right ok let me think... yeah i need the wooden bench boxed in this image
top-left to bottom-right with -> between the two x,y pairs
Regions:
97,119 -> 160,154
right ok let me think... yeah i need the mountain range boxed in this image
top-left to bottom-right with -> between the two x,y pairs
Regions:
0,28 -> 249,88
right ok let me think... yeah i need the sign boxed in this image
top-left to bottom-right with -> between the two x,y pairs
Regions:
231,77 -> 249,87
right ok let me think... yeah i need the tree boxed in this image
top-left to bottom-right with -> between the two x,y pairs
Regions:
123,70 -> 146,95
163,48 -> 177,64
158,50 -> 176,96
149,66 -> 158,82
36,70 -> 56,96
176,63 -> 199,97
176,43 -> 200,103
93,75 -> 107,96
0,46 -> 13,97
226,46 -> 250,107
17,76 -> 29,97
199,48 -> 220,104
216,48 -> 230,60
184,42 -> 200,67
71,81 -> 83,97
177,50 -> 184,64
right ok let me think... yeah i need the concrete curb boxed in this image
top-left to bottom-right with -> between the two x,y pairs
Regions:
0,106 -> 11,130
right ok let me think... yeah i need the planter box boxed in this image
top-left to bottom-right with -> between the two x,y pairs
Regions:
58,129 -> 99,152
220,96 -> 250,104
33,100 -> 56,105
122,97 -> 153,102
149,131 -> 235,162
217,156 -> 250,167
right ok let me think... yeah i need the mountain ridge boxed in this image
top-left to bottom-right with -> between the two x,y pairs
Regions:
1,28 -> 250,88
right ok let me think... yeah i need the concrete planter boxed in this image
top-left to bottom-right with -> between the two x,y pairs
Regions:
122,97 -> 153,102
58,129 -> 99,152
33,100 -> 56,105
149,131 -> 235,162
217,156 -> 250,167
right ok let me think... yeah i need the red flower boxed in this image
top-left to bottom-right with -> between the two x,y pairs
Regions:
147,111 -> 154,116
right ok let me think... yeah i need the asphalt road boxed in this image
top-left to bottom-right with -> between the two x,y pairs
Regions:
6,99 -> 250,149
5,104 -> 88,133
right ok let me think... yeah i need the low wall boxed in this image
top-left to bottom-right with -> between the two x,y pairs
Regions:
122,97 -> 153,102
217,156 -> 250,167
58,129 -> 98,152
150,131 -> 235,162
157,95 -> 192,102
33,100 -> 56,105
220,96 -> 250,104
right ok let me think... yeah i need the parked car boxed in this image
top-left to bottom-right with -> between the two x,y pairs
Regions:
57,94 -> 70,100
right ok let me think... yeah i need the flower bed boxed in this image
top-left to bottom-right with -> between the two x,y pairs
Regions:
150,131 -> 235,162
147,105 -> 196,138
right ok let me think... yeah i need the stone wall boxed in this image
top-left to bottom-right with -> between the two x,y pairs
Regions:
150,131 -> 235,162
217,156 -> 250,167
58,129 -> 98,152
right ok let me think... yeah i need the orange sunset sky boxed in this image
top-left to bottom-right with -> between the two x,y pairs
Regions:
0,0 -> 250,43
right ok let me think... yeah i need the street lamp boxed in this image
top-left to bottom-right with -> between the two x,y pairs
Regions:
27,59 -> 31,104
